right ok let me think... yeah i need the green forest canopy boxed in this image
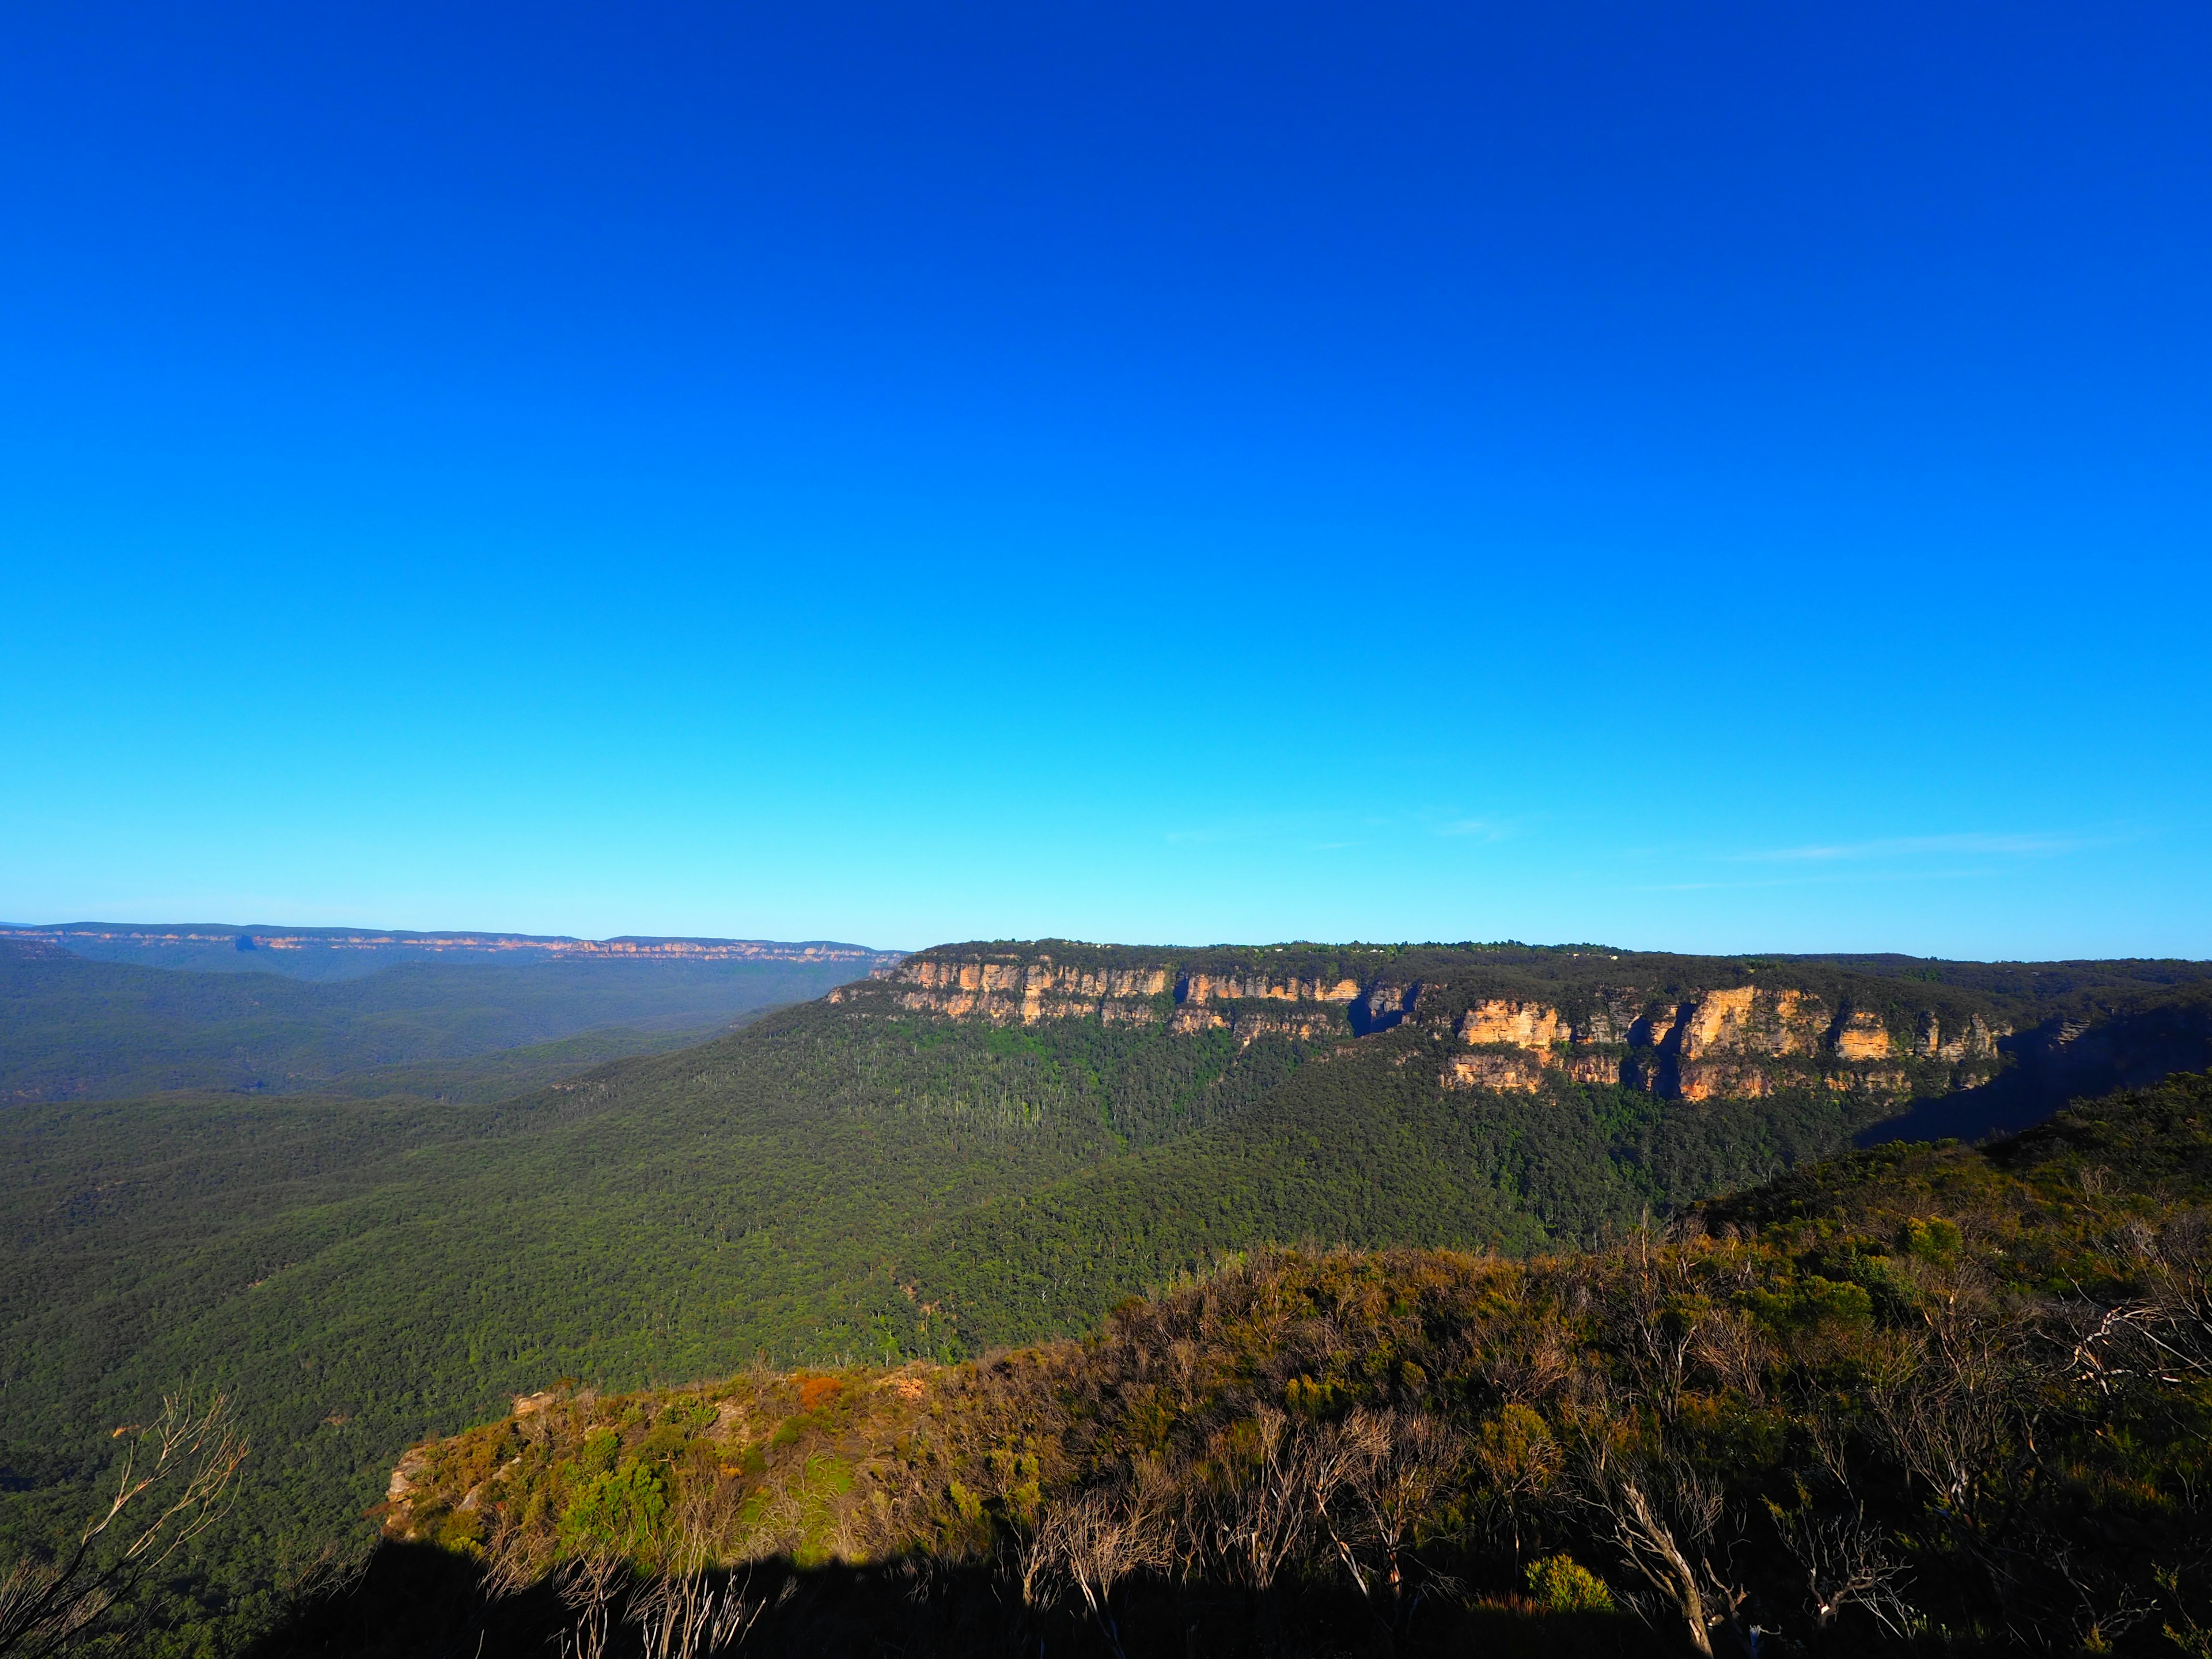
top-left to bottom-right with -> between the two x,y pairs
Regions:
5,937 -> 2212,1653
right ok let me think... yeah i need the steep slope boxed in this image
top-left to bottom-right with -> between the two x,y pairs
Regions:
864,940 -> 2212,1344
0,996 -> 1315,1619
895,1014 -> 1907,1347
1862,977 -> 2212,1143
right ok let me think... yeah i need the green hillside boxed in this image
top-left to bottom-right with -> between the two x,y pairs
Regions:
285,1069 -> 2212,1657
4,938 -> 2210,1654
898,1020 -> 1870,1347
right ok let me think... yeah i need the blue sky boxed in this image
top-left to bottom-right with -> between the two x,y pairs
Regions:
3,1 -> 2207,957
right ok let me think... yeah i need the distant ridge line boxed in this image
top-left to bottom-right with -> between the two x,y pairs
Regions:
0,923 -> 902,965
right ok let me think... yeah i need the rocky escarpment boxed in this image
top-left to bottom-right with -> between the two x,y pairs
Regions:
832,945 -> 1369,1045
1440,982 -> 2005,1104
827,942 -> 2027,1109
876,953 -> 1179,1025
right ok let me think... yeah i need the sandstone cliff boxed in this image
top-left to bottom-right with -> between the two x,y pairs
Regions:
860,948 -> 1366,1042
838,944 -> 2018,1107
1435,982 -> 2003,1105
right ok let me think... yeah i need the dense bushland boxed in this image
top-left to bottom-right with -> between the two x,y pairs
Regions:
299,1071 -> 2212,1657
9,945 -> 2212,1656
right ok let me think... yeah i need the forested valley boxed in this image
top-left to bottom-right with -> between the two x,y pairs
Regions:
5,936 -> 2212,1656
308,1070 -> 2212,1658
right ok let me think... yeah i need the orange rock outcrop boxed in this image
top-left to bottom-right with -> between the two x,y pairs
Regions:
1442,1052 -> 1548,1093
1832,1011 -> 1893,1061
1458,1000 -> 1566,1048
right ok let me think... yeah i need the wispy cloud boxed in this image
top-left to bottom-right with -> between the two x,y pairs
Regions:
1728,832 -> 2093,865
1164,810 -> 1520,851
1613,828 -> 2131,893
1633,869 -> 1996,893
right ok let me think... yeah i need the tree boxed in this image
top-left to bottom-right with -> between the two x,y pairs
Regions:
0,1395 -> 248,1659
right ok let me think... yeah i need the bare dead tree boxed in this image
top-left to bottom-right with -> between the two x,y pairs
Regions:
615,1482 -> 767,1659
625,1563 -> 764,1659
1688,1307 -> 1771,1404
1577,1445 -> 1752,1659
1616,1233 -> 1699,1425
2056,1221 -> 2212,1395
1013,1517 -> 1055,1613
1212,1407 -> 1324,1594
1766,1495 -> 1914,1638
1870,1298 -> 2041,1600
553,1551 -> 624,1659
1030,1486 -> 1169,1659
0,1394 -> 248,1659
2042,1540 -> 2157,1656
1327,1410 -> 1466,1621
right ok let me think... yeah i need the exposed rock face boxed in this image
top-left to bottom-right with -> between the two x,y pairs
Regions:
1431,982 -> 1959,1105
1833,1010 -> 1893,1061
1180,972 -> 1362,1005
1458,1000 -> 1565,1048
1449,999 -> 1633,1086
858,945 -> 2013,1110
1637,1002 -> 1685,1050
879,951 -> 1363,1029
1442,1051 -> 1548,1093
1565,1052 -> 1627,1086
1357,982 -> 1423,1033
1575,995 -> 1639,1044
896,959 -> 1173,999
1660,986 -> 1826,1058
878,955 -> 1179,1026
1168,1005 -> 1339,1046
1676,1060 -> 1772,1101
1916,1013 -> 2003,1060
1676,986 -> 1817,1057
1678,986 -> 1756,1054
384,1448 -> 430,1526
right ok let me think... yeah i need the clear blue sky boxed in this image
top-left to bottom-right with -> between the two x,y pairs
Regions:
3,2 -> 2207,958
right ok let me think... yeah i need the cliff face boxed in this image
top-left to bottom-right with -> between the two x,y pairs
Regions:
877,955 -> 1177,1026
835,944 -> 2024,1105
1438,982 -> 2004,1105
1435,980 -> 2005,1105
858,949 -> 1362,1041
1457,999 -> 1565,1048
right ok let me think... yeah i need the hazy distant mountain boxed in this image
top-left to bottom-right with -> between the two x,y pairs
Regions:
0,921 -> 899,982
0,929 -> 900,1102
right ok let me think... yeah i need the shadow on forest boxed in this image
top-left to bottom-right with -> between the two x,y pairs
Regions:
1861,990 -> 2212,1148
245,1541 -> 1651,1659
